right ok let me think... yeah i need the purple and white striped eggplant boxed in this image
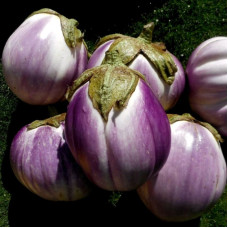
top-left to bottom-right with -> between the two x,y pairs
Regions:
65,50 -> 171,191
186,37 -> 227,136
2,8 -> 88,105
10,113 -> 92,201
137,114 -> 226,222
87,22 -> 185,111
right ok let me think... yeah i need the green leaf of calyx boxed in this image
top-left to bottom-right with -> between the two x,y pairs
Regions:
89,51 -> 141,121
27,113 -> 66,130
29,8 -> 83,48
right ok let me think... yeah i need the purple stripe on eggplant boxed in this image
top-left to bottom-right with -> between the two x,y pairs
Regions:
2,13 -> 88,105
65,83 -> 115,190
87,39 -> 185,111
10,121 -> 91,201
65,77 -> 171,191
186,37 -> 227,136
129,53 -> 185,111
87,40 -> 114,69
104,79 -> 170,190
137,120 -> 226,222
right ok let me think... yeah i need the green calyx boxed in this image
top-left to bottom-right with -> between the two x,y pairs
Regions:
137,22 -> 155,43
66,50 -> 145,121
167,113 -> 223,143
29,8 -> 83,48
95,22 -> 177,85
27,113 -> 66,130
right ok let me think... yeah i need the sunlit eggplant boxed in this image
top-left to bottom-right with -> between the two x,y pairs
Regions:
137,114 -> 226,222
10,114 -> 92,201
65,50 -> 171,191
87,22 -> 185,111
186,37 -> 227,136
2,8 -> 88,105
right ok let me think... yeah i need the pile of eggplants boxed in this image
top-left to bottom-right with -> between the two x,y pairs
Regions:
2,8 -> 227,223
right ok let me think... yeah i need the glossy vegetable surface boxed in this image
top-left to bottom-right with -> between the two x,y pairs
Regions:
186,37 -> 227,136
2,9 -> 88,105
10,114 -> 91,201
65,51 -> 171,191
137,114 -> 226,222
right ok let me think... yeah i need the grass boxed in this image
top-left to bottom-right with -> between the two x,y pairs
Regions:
200,187 -> 227,227
124,0 -> 227,68
0,0 -> 227,226
0,66 -> 18,227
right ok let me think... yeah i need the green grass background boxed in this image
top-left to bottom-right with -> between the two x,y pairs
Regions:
0,0 -> 227,226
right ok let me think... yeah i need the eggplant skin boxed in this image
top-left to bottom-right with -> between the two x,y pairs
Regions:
65,79 -> 171,191
10,122 -> 91,201
2,13 -> 88,105
87,39 -> 185,111
186,37 -> 227,136
137,120 -> 227,222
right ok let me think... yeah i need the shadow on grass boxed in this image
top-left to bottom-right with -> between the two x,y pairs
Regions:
7,188 -> 201,227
